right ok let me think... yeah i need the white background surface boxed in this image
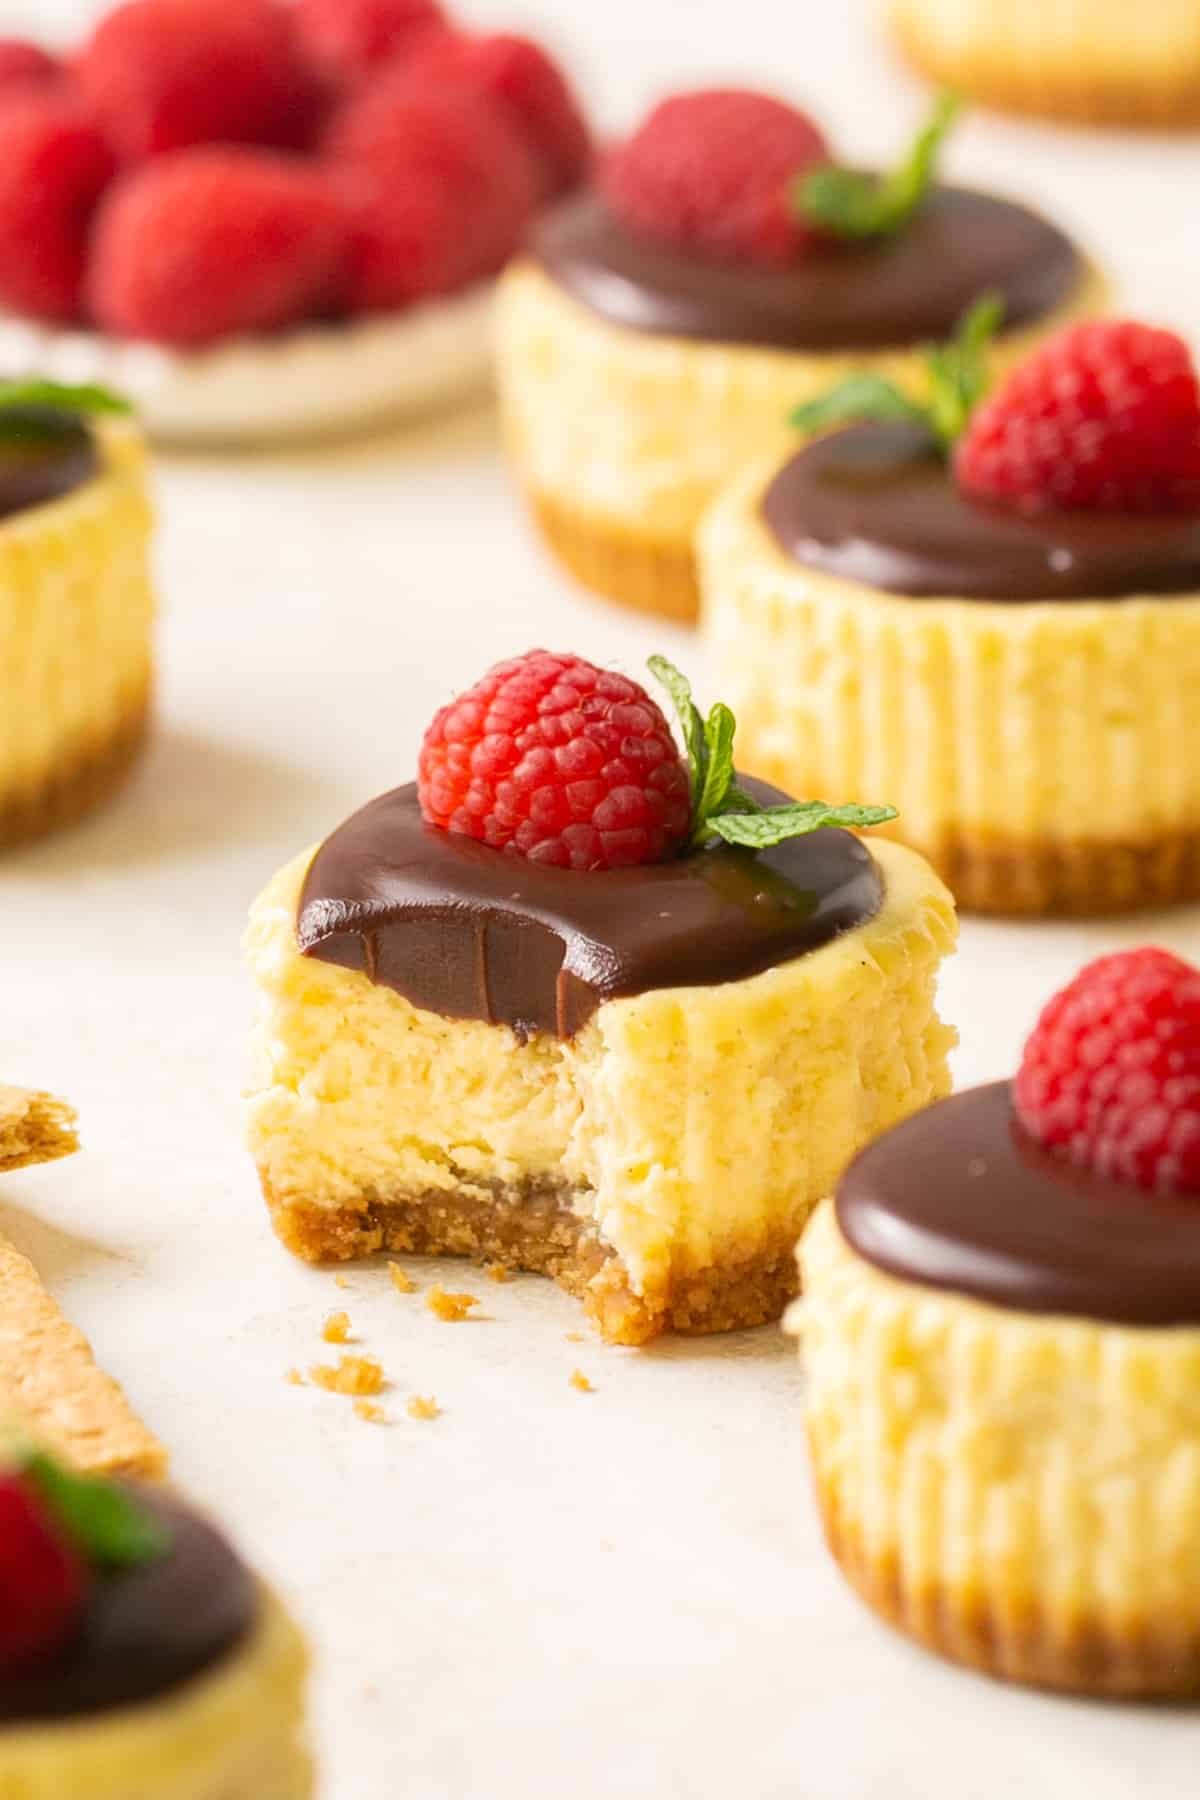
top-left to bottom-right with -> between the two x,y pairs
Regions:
7,1 -> 1200,1795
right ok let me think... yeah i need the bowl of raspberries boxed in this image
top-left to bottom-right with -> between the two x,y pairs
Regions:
0,0 -> 592,443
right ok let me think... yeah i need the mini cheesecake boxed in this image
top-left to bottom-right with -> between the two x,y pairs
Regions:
800,1077 -> 1200,1697
246,774 -> 957,1345
0,403 -> 154,847
0,1482 -> 311,1798
701,415 -> 1200,915
496,136 -> 1103,622
891,0 -> 1200,128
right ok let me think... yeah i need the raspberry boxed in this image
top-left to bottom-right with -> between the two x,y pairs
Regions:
402,32 -> 591,200
956,320 -> 1200,514
602,88 -> 829,267
0,97 -> 115,323
1014,948 -> 1200,1196
293,0 -> 445,89
0,40 -> 61,92
334,169 -> 473,310
76,0 -> 322,161
0,1474 -> 87,1673
328,79 -> 536,286
418,651 -> 692,871
89,148 -> 347,346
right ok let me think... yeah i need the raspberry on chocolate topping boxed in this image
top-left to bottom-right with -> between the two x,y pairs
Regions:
1015,948 -> 1200,1197
0,1474 -> 87,1673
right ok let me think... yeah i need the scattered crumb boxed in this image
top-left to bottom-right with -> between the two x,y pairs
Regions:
285,1368 -> 304,1387
322,1310 -> 352,1344
569,1369 -> 594,1394
334,1274 -> 351,1290
354,1400 -> 388,1425
310,1355 -> 386,1398
564,1331 -> 585,1344
427,1284 -> 479,1322
388,1261 -> 416,1295
485,1262 -> 510,1284
407,1395 -> 441,1422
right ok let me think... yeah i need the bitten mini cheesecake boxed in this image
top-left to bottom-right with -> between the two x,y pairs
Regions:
799,947 -> 1200,1698
0,1450 -> 311,1796
701,314 -> 1200,915
0,381 -> 154,847
496,88 -> 1103,622
890,0 -> 1200,129
247,650 -> 957,1345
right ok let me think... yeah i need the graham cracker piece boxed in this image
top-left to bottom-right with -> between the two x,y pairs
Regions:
0,1086 -> 78,1173
0,1234 -> 166,1479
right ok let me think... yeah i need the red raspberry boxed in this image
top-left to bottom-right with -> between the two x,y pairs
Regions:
957,320 -> 1200,514
418,651 -> 692,871
601,88 -> 829,267
1014,948 -> 1200,1197
76,0 -> 322,161
293,0 -> 445,89
0,1474 -> 87,1673
0,40 -> 61,92
403,32 -> 591,201
335,170 -> 473,311
328,80 -> 536,286
0,97 -> 115,323
89,149 -> 347,346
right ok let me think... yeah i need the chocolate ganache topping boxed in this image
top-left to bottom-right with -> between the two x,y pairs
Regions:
837,1080 -> 1200,1326
0,409 -> 99,524
762,421 -> 1200,600
529,187 -> 1082,353
0,1490 -> 258,1724
297,777 -> 883,1039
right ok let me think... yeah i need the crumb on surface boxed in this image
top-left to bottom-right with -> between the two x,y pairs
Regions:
569,1369 -> 594,1393
427,1285 -> 479,1322
485,1262 -> 510,1283
322,1310 -> 352,1344
388,1261 -> 416,1294
407,1394 -> 441,1421
334,1274 -> 351,1290
354,1400 -> 387,1424
565,1331 -> 585,1343
285,1368 -> 304,1387
310,1354 -> 386,1397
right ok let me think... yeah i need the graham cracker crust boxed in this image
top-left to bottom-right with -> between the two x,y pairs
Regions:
264,1175 -> 801,1347
814,1476 -> 1200,1698
915,825 -> 1200,917
0,682 -> 151,852
528,491 -> 700,624
0,1086 -> 78,1172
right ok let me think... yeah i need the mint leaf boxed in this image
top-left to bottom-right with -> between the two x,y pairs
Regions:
648,654 -> 707,804
799,92 -> 960,240
692,702 -> 736,842
706,802 -> 898,850
0,380 -> 131,417
790,374 -> 930,437
923,291 -> 1004,445
26,1453 -> 169,1570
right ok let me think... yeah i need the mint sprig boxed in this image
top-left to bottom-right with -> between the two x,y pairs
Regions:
798,92 -> 961,240
0,379 -> 132,445
648,655 -> 897,849
24,1451 -> 169,1570
790,292 -> 1005,452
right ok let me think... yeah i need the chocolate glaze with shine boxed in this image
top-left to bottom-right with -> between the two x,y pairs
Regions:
0,409 -> 99,523
298,778 -> 883,1039
763,422 -> 1200,600
0,1490 -> 258,1723
837,1080 -> 1200,1326
529,188 -> 1082,352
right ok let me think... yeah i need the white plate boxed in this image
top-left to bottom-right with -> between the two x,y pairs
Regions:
0,283 -> 496,446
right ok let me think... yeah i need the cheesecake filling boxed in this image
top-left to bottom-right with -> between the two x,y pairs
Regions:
529,187 -> 1082,353
837,1079 -> 1200,1325
0,409 -> 99,523
296,776 -> 883,1038
762,421 -> 1200,600
0,1491 -> 258,1725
